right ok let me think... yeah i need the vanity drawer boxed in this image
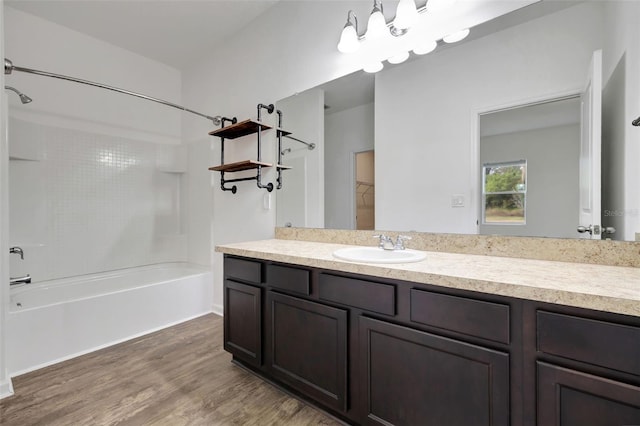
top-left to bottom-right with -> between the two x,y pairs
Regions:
410,289 -> 510,344
225,256 -> 262,284
266,264 -> 310,295
537,311 -> 640,376
318,274 -> 395,316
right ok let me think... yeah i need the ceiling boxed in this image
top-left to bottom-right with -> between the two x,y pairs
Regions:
320,71 -> 375,115
5,0 -> 279,70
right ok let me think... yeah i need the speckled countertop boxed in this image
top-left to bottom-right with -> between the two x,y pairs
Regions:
216,239 -> 640,318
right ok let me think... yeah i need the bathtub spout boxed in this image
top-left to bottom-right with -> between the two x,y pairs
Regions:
10,246 -> 24,260
10,274 -> 31,286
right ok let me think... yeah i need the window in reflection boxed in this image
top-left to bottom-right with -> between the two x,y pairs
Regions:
483,161 -> 527,224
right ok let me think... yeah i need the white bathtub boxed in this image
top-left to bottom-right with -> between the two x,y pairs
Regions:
7,262 -> 213,376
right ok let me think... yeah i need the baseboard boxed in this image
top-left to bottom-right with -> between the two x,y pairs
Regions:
213,303 -> 224,316
0,377 -> 14,400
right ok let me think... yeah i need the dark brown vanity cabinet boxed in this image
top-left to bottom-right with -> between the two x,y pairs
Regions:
222,255 -> 640,426
360,316 -> 510,426
537,362 -> 640,426
223,258 -> 263,367
266,291 -> 348,412
534,309 -> 640,425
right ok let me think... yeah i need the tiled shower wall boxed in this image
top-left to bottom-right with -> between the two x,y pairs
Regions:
9,117 -> 187,282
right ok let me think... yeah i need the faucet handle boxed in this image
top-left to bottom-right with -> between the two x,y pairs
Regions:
394,235 -> 412,250
373,234 -> 392,249
10,246 -> 24,260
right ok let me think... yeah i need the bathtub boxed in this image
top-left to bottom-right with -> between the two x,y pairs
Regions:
7,262 -> 213,376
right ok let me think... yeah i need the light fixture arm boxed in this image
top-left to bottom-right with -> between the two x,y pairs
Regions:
373,0 -> 384,15
346,10 -> 359,34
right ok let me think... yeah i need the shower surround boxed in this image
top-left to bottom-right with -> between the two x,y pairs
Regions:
9,116 -> 188,282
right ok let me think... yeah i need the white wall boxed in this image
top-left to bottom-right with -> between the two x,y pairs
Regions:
4,7 -> 181,144
375,2 -> 604,233
186,139 -> 213,267
182,1 -> 367,313
325,102 -> 375,229
602,1 -> 640,241
480,124 -> 579,238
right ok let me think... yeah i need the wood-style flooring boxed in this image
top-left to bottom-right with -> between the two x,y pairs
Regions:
0,314 -> 341,426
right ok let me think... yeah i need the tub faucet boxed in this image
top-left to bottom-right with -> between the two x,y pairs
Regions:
10,246 -> 24,260
10,275 -> 31,286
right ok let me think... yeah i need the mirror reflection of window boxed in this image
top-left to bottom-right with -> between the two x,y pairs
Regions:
483,161 -> 527,225
479,97 -> 581,238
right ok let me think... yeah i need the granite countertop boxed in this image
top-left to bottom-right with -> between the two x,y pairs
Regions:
216,239 -> 640,318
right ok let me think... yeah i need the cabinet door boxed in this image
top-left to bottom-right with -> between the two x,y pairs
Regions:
537,362 -> 640,426
267,291 -> 348,412
224,280 -> 262,367
360,316 -> 509,426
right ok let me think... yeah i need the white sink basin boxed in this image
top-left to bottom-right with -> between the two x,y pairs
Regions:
332,246 -> 426,264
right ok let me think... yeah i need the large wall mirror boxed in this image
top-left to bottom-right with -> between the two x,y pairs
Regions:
276,0 -> 640,242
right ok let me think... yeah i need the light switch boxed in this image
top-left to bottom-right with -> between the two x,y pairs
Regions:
451,194 -> 465,208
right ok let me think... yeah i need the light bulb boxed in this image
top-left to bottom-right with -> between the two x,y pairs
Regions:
394,0 -> 418,31
388,51 -> 410,64
443,28 -> 470,43
363,61 -> 384,73
413,40 -> 437,55
338,24 -> 360,53
366,6 -> 387,40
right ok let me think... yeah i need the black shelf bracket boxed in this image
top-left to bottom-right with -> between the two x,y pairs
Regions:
218,116 -> 239,193
255,103 -> 275,192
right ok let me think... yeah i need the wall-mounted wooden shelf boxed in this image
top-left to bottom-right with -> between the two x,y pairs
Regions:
209,160 -> 273,173
208,105 -> 298,193
208,119 -> 272,139
208,105 -> 279,193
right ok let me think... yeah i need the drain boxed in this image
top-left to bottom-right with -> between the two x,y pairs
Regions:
16,302 -> 22,307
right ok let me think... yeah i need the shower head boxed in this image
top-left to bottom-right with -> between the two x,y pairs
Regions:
4,86 -> 32,104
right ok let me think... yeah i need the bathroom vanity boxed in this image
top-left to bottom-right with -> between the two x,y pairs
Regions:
217,238 -> 640,426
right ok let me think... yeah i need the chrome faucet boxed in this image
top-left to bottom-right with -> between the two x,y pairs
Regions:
393,235 -> 412,250
373,234 -> 395,250
10,246 -> 24,260
373,234 -> 412,250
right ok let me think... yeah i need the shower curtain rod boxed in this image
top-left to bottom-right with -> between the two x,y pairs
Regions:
4,58 -> 222,126
284,134 -> 316,150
